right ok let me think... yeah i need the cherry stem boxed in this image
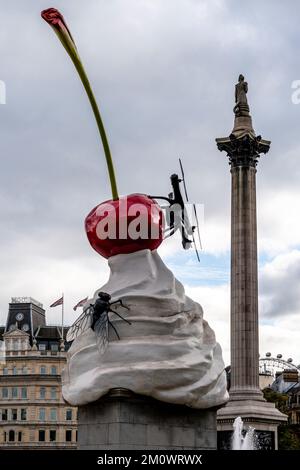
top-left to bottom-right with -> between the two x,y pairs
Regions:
46,17 -> 119,200
69,55 -> 119,200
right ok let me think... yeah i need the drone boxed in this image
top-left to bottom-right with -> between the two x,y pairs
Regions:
66,292 -> 131,354
149,158 -> 202,262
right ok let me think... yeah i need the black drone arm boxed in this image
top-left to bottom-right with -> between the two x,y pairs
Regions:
148,195 -> 173,204
170,174 -> 185,208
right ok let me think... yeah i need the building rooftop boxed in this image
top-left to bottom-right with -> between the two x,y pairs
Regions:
34,325 -> 69,339
10,297 -> 43,308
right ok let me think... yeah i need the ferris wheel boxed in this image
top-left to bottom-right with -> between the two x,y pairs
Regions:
259,353 -> 300,377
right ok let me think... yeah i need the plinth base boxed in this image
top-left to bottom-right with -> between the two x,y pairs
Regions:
217,398 -> 287,450
78,389 -> 218,450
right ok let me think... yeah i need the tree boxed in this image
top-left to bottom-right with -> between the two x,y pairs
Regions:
263,387 -> 300,450
278,425 -> 300,450
263,387 -> 289,414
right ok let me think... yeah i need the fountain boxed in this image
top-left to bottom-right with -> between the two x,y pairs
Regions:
232,417 -> 257,450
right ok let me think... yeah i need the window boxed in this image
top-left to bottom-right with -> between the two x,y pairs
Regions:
39,408 -> 45,421
18,431 -> 22,442
21,387 -> 27,399
1,409 -> 8,421
22,367 -> 27,375
65,430 -> 72,442
49,430 -> 56,442
3,368 -> 8,375
12,367 -> 17,375
38,343 -> 46,350
66,409 -> 72,421
50,408 -> 57,421
51,343 -> 59,352
51,366 -> 57,375
40,366 -> 46,375
50,387 -> 57,400
12,387 -> 18,398
38,430 -> 45,442
21,409 -> 27,421
11,409 -> 18,421
40,387 -> 46,399
9,430 -> 15,442
2,388 -> 8,399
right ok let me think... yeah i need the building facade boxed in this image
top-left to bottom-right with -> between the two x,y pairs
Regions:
0,297 -> 77,449
288,385 -> 300,425
271,369 -> 300,425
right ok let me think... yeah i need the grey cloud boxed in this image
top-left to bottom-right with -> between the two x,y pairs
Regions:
259,252 -> 300,318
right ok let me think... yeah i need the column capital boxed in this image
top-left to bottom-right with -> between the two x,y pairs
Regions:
216,133 -> 270,168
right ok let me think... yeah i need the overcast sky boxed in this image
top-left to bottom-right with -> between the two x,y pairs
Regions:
1,0 -> 300,366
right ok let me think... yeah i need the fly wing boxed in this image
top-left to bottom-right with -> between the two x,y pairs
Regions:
66,306 -> 93,342
94,311 -> 109,356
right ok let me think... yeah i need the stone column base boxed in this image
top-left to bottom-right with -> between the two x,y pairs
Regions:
217,399 -> 287,449
78,389 -> 218,450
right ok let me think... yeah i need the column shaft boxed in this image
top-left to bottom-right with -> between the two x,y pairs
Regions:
230,165 -> 261,398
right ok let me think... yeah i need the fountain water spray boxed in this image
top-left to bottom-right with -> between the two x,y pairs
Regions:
232,417 -> 257,450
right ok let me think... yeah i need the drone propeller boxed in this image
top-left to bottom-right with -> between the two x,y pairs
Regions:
179,157 -> 189,202
178,157 -> 202,260
193,203 -> 203,250
192,233 -> 200,262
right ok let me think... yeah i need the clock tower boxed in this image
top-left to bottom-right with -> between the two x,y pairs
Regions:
5,297 -> 46,342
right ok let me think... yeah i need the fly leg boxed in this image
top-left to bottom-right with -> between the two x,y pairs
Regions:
109,308 -> 132,325
108,320 -> 120,340
110,299 -> 130,310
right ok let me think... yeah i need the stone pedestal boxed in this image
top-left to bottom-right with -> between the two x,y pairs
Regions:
77,389 -> 217,450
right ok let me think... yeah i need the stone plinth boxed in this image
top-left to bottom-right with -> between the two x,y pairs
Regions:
77,389 -> 218,450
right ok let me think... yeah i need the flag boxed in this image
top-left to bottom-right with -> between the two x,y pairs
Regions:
73,297 -> 88,311
50,296 -> 63,308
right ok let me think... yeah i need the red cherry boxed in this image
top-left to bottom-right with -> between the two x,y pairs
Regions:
85,194 -> 164,258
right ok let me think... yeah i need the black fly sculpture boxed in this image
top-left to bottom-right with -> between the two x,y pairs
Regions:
66,292 -> 131,354
149,158 -> 202,262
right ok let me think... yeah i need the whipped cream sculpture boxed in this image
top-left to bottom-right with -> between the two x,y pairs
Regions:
42,8 -> 228,408
63,249 -> 228,408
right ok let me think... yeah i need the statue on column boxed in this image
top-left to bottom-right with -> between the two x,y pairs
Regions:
233,74 -> 250,116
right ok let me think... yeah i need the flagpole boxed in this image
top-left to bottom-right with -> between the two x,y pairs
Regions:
61,293 -> 64,340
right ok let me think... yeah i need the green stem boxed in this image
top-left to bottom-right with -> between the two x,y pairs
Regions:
75,60 -> 119,200
64,46 -> 119,200
49,23 -> 119,200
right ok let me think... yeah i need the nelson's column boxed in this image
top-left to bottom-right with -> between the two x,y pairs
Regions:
216,75 -> 287,450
